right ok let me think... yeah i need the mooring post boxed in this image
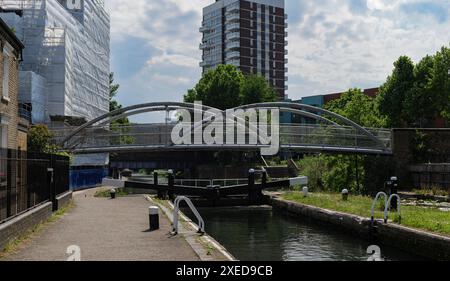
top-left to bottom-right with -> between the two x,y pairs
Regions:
262,169 -> 267,189
390,176 -> 399,211
248,169 -> 256,204
168,169 -> 175,201
260,169 -> 267,202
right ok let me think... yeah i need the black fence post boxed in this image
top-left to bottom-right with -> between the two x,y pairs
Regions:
248,169 -> 256,205
48,166 -> 56,211
168,170 -> 175,201
155,171 -> 163,199
6,149 -> 12,218
48,155 -> 57,211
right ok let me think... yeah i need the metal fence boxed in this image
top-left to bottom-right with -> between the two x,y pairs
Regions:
0,149 -> 70,224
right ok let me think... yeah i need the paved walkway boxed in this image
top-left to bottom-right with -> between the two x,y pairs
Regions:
3,189 -> 199,261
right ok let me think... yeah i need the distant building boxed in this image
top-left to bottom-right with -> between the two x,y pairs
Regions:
0,0 -> 110,125
200,0 -> 288,99
0,0 -> 110,178
323,88 -> 380,105
281,88 -> 380,124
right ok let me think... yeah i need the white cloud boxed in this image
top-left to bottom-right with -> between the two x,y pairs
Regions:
105,0 -> 450,123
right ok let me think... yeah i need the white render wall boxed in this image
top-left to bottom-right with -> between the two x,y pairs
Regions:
0,0 -> 110,123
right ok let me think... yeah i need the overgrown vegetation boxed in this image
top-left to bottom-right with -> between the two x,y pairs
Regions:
296,154 -> 364,194
27,124 -> 72,159
412,187 -> 450,197
283,192 -> 450,236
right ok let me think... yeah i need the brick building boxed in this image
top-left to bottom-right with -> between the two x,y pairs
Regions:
0,17 -> 27,152
200,0 -> 288,99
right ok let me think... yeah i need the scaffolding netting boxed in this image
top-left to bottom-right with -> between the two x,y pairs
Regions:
0,0 -> 110,123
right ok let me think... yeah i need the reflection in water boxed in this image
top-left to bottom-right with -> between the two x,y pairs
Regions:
183,207 -> 424,261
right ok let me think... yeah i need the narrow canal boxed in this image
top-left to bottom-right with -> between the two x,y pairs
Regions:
183,206 -> 424,261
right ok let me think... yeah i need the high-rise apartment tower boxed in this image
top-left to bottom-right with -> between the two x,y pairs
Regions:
200,0 -> 288,99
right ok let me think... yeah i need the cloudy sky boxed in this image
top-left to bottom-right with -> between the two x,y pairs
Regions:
105,0 -> 450,121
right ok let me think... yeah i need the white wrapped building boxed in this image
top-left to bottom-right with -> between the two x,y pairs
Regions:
0,0 -> 110,172
0,0 -> 110,124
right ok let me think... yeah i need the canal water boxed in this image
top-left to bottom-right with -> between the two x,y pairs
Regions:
183,206 -> 424,261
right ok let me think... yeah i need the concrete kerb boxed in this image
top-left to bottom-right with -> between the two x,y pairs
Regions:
144,195 -> 236,261
270,196 -> 450,260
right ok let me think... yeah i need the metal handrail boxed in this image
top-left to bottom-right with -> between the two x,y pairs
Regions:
371,192 -> 388,223
172,196 -> 205,235
371,192 -> 402,224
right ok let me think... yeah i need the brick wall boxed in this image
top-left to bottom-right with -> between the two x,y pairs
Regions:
0,202 -> 53,251
393,129 -> 450,189
0,41 -> 21,151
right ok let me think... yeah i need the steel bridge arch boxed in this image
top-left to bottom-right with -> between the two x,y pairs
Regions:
57,101 -> 391,153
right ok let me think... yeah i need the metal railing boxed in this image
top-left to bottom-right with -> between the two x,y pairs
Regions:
51,122 -> 392,155
172,196 -> 205,235
174,178 -> 248,188
371,192 -> 401,224
0,149 -> 70,224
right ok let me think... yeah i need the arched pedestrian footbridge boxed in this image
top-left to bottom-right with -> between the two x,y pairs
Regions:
51,102 -> 393,155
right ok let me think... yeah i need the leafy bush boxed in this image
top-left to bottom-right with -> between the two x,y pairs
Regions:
297,155 -> 365,194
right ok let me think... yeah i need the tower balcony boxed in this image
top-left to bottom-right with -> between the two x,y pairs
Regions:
226,32 -> 240,42
225,12 -> 240,23
225,22 -> 240,32
225,51 -> 240,60
199,42 -> 211,50
225,41 -> 240,51
199,26 -> 211,33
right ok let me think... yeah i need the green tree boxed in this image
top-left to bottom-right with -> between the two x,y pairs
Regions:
185,65 -> 243,110
28,124 -> 54,153
377,56 -> 415,127
109,72 -> 133,144
110,72 -> 120,111
297,154 -> 364,194
240,74 -> 278,105
430,46 -> 450,121
325,88 -> 385,128
403,55 -> 436,127
109,72 -> 129,126
27,125 -> 72,159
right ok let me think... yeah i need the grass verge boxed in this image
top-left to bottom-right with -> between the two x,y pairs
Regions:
282,192 -> 450,236
0,201 -> 75,259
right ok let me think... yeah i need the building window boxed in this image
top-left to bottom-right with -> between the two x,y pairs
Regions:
0,123 -> 7,149
2,45 -> 11,100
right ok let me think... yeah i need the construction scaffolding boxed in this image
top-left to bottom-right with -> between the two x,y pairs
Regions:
0,0 -> 110,123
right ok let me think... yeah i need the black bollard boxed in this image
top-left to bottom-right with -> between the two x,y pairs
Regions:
248,169 -> 256,204
390,176 -> 399,211
149,206 -> 160,231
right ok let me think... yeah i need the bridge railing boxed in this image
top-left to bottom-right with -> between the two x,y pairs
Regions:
51,123 -> 392,154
